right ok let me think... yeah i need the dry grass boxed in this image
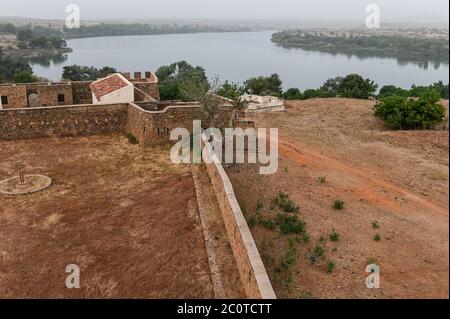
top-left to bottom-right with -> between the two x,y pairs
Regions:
227,98 -> 449,299
0,134 -> 213,298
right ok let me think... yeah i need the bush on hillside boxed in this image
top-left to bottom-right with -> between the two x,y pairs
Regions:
373,91 -> 445,130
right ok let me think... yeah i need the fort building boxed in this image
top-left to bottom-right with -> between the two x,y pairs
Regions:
0,71 -> 159,110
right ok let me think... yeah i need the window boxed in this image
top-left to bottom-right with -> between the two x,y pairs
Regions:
57,94 -> 65,103
1,96 -> 8,105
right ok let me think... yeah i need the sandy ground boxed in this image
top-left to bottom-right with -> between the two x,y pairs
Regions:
0,135 -> 214,298
226,98 -> 449,299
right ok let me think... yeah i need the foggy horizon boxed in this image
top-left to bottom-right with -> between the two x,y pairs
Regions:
0,0 -> 448,23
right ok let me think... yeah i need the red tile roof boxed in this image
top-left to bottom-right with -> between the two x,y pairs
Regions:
90,74 -> 130,100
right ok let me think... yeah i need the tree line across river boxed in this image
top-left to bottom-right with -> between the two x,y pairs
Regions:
271,30 -> 449,64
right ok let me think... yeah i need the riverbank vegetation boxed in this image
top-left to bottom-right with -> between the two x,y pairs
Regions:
272,29 -> 449,64
62,23 -> 251,39
1,22 -> 251,41
0,23 -> 70,51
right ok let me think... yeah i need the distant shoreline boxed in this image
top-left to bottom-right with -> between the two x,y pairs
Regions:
272,29 -> 449,64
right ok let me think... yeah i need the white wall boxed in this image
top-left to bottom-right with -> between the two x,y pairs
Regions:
92,84 -> 134,104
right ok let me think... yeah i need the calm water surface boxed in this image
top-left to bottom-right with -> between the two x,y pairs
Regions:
32,31 -> 449,90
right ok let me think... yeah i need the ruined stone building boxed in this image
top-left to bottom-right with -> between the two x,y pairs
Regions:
0,71 -> 159,110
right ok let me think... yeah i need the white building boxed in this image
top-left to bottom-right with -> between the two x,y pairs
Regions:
242,94 -> 285,113
90,73 -> 134,104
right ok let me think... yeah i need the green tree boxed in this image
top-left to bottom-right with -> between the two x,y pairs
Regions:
282,88 -> 303,100
62,65 -> 117,81
338,74 -> 378,99
217,81 -> 248,126
378,85 -> 408,98
244,74 -> 283,97
14,71 -> 38,83
97,66 -> 118,78
180,77 -> 223,129
156,61 -> 208,100
0,50 -> 32,81
320,76 -> 343,96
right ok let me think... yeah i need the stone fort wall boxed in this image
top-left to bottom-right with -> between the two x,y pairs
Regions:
201,134 -> 277,299
0,103 -> 129,140
0,101 -> 232,144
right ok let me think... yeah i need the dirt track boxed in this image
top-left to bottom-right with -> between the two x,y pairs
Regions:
226,98 -> 449,299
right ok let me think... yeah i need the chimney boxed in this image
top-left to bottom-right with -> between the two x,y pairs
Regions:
145,71 -> 152,79
134,72 -> 142,80
122,72 -> 131,80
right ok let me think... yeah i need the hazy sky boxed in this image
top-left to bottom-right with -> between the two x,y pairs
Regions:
0,0 -> 448,21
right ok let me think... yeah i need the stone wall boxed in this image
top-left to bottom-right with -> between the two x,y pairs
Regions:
0,103 -> 128,140
133,82 -> 160,101
126,102 -> 202,145
0,85 -> 28,109
36,84 -> 74,107
0,101 -> 234,145
71,81 -> 93,104
201,135 -> 276,299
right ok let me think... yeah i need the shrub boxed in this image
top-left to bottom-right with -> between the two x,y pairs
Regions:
276,214 -> 305,234
313,244 -> 325,258
276,192 -> 300,213
374,234 -> 381,241
326,260 -> 335,273
259,216 -> 276,231
256,198 -> 264,211
373,91 -> 445,130
333,200 -> 345,210
248,215 -> 257,228
271,192 -> 300,213
307,252 -> 318,264
302,233 -> 311,243
329,229 -> 340,242
318,176 -> 327,184
127,133 -> 138,145
280,200 -> 300,214
371,221 -> 379,229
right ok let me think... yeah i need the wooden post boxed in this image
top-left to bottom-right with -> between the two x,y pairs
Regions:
19,172 -> 25,184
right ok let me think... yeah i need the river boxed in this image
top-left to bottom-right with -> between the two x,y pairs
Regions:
31,31 -> 449,90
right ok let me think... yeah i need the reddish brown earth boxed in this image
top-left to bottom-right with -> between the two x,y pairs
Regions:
0,135 -> 214,298
226,98 -> 449,299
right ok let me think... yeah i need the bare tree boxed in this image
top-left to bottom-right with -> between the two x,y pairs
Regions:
181,76 -> 227,129
181,76 -> 248,130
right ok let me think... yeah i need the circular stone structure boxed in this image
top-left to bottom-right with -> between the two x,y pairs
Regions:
0,174 -> 52,195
